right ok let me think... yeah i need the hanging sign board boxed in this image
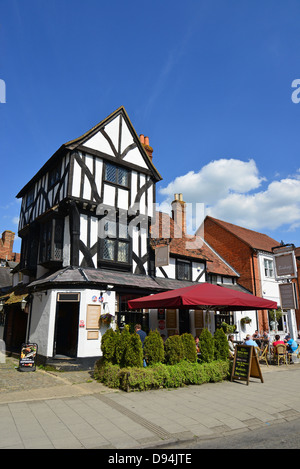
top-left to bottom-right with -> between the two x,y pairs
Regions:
155,245 -> 169,267
273,246 -> 297,279
231,345 -> 263,385
19,343 -> 38,372
279,283 -> 298,309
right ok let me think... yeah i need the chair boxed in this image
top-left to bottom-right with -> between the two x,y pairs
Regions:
287,344 -> 300,364
274,344 -> 288,366
258,345 -> 269,367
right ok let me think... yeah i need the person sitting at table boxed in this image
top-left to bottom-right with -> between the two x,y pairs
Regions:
228,334 -> 235,358
272,334 -> 285,347
285,336 -> 298,361
244,334 -> 258,347
253,330 -> 262,348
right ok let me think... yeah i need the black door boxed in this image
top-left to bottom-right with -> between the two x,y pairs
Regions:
54,302 -> 79,357
179,309 -> 190,335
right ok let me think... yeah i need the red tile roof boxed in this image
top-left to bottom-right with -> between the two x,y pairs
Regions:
206,216 -> 280,252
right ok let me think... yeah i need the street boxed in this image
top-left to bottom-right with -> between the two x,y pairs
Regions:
161,416 -> 300,449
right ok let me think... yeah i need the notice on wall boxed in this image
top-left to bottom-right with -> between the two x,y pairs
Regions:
19,343 -> 38,372
166,309 -> 177,329
86,304 -> 101,329
231,345 -> 263,385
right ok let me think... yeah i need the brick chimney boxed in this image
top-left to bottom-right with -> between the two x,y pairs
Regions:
171,194 -> 186,236
0,230 -> 15,261
140,134 -> 153,161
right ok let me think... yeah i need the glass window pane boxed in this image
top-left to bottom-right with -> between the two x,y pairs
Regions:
119,223 -> 128,239
118,167 -> 128,186
103,239 -> 115,260
118,242 -> 129,262
105,163 -> 117,183
104,220 -> 117,238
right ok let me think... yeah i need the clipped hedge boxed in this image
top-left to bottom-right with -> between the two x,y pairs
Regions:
94,359 -> 230,392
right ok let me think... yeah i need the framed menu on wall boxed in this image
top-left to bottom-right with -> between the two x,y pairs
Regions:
86,304 -> 101,329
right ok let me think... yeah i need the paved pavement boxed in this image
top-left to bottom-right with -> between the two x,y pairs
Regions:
1,355 -> 300,449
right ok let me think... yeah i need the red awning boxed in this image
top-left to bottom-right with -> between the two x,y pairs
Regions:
128,282 -> 278,311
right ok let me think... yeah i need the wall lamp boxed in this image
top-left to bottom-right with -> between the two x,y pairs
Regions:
20,297 -> 27,311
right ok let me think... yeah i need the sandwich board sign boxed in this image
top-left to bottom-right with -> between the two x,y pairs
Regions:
231,345 -> 263,385
19,343 -> 38,372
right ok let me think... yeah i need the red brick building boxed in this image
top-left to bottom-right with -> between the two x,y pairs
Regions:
203,216 -> 282,332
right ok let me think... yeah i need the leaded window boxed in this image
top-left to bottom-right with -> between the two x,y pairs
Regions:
104,162 -> 129,187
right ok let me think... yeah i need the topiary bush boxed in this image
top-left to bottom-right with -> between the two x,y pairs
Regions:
101,327 -> 118,364
124,332 -> 143,368
164,335 -> 184,365
180,332 -> 197,363
144,329 -> 165,365
115,325 -> 131,367
199,328 -> 214,363
214,327 -> 230,361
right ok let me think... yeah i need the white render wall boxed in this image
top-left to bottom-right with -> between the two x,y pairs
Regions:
28,288 -> 116,359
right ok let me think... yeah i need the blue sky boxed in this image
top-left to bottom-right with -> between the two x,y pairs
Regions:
1,0 -> 300,254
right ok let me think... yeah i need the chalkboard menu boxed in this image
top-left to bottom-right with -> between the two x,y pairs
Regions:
19,343 -> 38,372
231,345 -> 263,385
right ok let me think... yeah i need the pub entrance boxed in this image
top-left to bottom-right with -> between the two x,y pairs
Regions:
54,293 -> 80,358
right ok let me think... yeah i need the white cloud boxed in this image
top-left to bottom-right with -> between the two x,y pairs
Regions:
158,158 -> 300,234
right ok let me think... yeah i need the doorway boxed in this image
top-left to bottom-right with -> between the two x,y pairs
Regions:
54,300 -> 80,358
179,309 -> 190,335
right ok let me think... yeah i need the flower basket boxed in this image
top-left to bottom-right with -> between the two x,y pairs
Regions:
99,313 -> 115,327
241,316 -> 252,326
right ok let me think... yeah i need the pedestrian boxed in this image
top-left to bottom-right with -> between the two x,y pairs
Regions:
135,324 -> 147,367
135,324 -> 146,345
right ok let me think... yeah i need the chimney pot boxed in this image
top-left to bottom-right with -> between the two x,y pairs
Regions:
144,136 -> 149,146
139,134 -> 145,144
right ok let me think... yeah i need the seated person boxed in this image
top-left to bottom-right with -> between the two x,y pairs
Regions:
273,334 -> 285,347
286,337 -> 298,355
253,330 -> 261,348
262,331 -> 270,342
228,334 -> 235,358
244,334 -> 258,347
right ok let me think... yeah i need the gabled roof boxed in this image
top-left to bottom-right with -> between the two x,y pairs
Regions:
151,212 -> 239,277
17,106 -> 162,198
205,216 -> 280,253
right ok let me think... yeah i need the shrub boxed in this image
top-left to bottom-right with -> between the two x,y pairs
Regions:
115,325 -> 131,367
144,330 -> 165,365
181,333 -> 197,363
164,335 -> 184,365
93,359 -> 231,391
199,328 -> 214,363
101,328 -> 118,364
214,328 -> 229,361
124,332 -> 143,368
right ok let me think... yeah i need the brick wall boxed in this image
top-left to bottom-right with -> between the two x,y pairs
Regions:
204,218 -> 261,295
